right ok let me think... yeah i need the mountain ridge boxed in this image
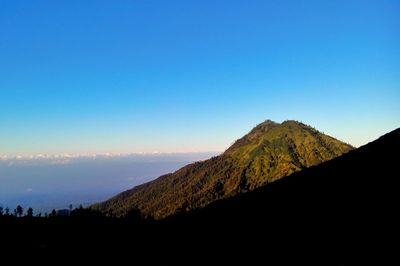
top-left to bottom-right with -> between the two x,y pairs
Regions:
92,120 -> 353,218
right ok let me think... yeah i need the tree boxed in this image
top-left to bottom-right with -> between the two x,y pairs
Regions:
0,206 -> 3,216
16,205 -> 23,217
5,207 -> 10,216
69,204 -> 73,211
27,208 -> 33,217
50,209 -> 57,217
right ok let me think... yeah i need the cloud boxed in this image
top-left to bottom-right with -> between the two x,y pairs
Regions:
25,188 -> 33,193
49,159 -> 71,165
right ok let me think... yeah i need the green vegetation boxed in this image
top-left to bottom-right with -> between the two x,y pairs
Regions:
92,120 -> 353,219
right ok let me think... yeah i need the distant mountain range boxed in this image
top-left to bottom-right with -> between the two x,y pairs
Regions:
93,120 -> 353,219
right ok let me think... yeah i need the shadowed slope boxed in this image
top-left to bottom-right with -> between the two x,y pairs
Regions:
160,128 -> 400,258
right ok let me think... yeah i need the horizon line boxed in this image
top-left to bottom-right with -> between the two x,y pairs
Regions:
0,151 -> 223,161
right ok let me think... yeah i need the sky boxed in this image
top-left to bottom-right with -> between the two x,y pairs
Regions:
0,0 -> 399,156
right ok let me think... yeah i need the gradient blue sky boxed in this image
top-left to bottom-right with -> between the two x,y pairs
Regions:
0,0 -> 399,155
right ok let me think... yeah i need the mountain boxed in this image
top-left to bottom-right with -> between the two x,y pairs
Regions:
168,127 -> 400,222
159,128 -> 400,260
92,120 -> 353,219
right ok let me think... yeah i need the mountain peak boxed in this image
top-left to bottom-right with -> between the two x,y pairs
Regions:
241,119 -> 317,136
281,120 -> 313,128
225,119 -> 329,155
259,119 -> 279,126
250,119 -> 279,133
225,119 -> 279,153
282,119 -> 302,125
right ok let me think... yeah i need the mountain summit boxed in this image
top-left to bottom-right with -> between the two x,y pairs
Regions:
93,120 -> 353,219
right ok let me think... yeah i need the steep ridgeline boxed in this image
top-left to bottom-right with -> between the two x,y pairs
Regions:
92,120 -> 353,219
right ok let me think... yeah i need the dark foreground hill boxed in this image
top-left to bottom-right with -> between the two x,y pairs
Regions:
163,128 -> 400,257
1,128 -> 398,263
93,120 -> 352,219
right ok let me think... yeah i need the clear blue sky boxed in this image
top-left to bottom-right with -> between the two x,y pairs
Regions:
0,0 -> 399,155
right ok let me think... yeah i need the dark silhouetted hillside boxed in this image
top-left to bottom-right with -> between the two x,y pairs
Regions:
158,127 -> 400,260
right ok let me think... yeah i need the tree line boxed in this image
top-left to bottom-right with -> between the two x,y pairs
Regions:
0,204 -> 145,221
0,204 -> 89,218
0,205 -> 33,217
